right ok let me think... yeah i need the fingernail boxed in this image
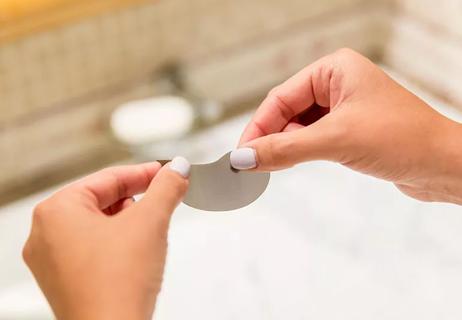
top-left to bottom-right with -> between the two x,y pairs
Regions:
169,156 -> 191,178
230,147 -> 257,170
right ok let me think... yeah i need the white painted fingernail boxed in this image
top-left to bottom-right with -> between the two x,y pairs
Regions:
169,156 -> 191,178
230,148 -> 257,170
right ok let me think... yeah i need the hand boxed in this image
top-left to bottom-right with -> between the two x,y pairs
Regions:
230,48 -> 462,205
23,157 -> 191,320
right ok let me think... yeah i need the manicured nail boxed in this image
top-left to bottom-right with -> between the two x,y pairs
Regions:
230,147 -> 257,170
169,156 -> 191,178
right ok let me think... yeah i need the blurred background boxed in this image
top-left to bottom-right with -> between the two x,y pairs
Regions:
1,0 -> 462,319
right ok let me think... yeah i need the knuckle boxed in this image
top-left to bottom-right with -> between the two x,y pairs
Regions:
32,200 -> 50,221
267,85 -> 282,98
101,166 -> 118,174
99,167 -> 119,182
332,48 -> 371,72
332,48 -> 367,70
99,167 -> 121,182
94,167 -> 115,180
269,93 -> 294,121
22,241 -> 32,265
32,195 -> 66,223
334,47 -> 359,59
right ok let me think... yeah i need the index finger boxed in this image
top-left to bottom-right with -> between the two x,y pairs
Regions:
239,55 -> 334,145
65,162 -> 161,210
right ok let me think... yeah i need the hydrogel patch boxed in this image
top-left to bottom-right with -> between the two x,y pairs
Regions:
160,152 -> 270,211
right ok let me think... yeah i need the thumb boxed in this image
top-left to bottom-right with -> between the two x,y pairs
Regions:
231,119 -> 342,172
132,156 -> 190,223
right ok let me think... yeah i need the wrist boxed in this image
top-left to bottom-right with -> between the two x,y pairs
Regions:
60,308 -> 149,320
55,298 -> 153,320
431,118 -> 462,205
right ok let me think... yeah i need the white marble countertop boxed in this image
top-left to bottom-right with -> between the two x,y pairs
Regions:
1,73 -> 462,319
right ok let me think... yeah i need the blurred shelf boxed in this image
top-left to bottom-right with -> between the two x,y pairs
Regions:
0,0 -> 152,44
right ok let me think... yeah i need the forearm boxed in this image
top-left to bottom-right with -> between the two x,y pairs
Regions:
50,287 -> 156,320
57,303 -> 151,320
437,119 -> 462,204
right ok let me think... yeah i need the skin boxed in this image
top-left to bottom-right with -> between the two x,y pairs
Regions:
23,48 -> 462,320
240,48 -> 462,205
23,162 -> 188,320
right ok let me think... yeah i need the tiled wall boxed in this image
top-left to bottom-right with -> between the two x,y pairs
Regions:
185,1 -> 389,102
0,0 -> 459,202
0,0 -> 388,201
0,0 -> 381,122
384,0 -> 462,106
397,0 -> 462,37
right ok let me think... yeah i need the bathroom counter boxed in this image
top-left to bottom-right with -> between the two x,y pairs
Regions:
1,73 -> 462,319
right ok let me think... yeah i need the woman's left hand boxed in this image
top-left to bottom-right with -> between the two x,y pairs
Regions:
23,158 -> 190,320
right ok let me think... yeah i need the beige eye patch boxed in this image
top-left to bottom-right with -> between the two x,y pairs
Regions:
160,152 -> 270,211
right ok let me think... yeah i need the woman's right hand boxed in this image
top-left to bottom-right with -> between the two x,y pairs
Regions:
230,48 -> 462,205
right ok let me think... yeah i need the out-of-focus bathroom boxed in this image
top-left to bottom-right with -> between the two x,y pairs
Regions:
1,0 -> 462,319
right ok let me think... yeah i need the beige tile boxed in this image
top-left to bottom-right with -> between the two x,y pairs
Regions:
54,20 -> 102,97
64,50 -> 92,98
180,0 -> 370,62
0,88 -> 29,124
399,0 -> 462,37
0,44 -> 24,93
384,17 -> 462,106
0,129 -> 18,183
156,0 -> 194,61
0,91 -> 12,124
185,6 -> 385,105
12,32 -> 69,112
66,20 -> 99,48
43,59 -> 70,105
118,7 -> 141,41
0,67 -> 7,93
10,107 -> 103,169
23,82 -> 46,111
98,12 -> 120,38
